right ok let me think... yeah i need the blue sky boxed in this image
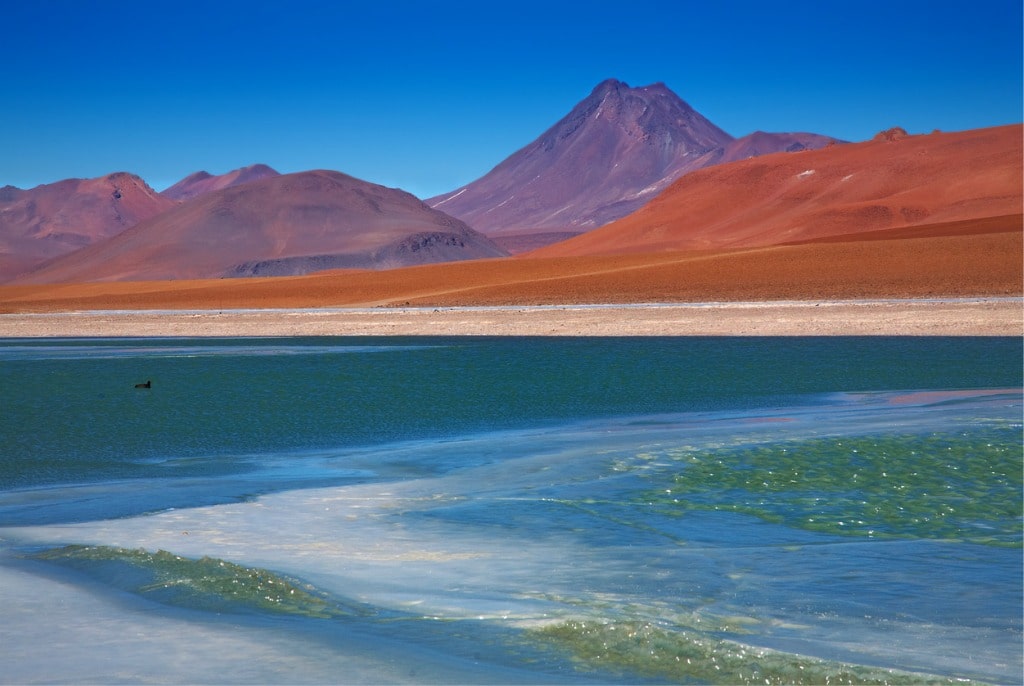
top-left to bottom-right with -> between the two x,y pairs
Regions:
2,0 -> 1021,198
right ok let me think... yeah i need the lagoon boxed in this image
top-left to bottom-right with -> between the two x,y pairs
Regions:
0,336 -> 1020,683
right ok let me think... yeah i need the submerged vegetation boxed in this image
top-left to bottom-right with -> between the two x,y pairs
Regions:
638,424 -> 1023,546
531,619 -> 977,685
34,545 -> 367,618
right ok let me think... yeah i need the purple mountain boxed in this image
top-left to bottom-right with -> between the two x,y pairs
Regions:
0,173 -> 174,281
161,164 -> 280,201
427,79 -> 839,252
20,170 -> 508,283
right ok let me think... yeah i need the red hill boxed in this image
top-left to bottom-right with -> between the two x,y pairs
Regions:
528,125 -> 1022,258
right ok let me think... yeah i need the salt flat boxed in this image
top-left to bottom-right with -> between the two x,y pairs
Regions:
1,298 -> 1019,337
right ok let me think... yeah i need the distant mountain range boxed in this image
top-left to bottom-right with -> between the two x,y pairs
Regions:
161,163 -> 280,201
1,79 -> 1016,284
19,170 -> 506,283
427,79 -> 840,251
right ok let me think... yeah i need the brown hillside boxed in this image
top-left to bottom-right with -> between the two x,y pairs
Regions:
528,125 -> 1022,257
1,216 -> 1018,313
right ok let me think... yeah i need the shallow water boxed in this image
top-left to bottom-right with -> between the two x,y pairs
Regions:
0,337 -> 1020,684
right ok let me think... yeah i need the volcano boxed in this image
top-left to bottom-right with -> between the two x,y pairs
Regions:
19,170 -> 507,283
427,79 -> 838,250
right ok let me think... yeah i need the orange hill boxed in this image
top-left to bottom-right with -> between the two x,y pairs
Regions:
0,216 -> 1019,312
527,125 -> 1022,257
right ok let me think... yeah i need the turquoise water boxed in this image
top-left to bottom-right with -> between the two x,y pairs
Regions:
0,336 -> 1020,683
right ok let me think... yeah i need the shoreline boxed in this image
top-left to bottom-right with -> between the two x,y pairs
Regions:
1,298 -> 1020,337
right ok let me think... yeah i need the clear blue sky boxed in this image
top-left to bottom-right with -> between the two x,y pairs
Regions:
2,0 -> 1020,199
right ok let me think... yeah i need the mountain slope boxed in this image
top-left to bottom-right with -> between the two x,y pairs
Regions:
719,131 -> 839,164
427,79 -> 731,237
161,164 -> 280,201
0,173 -> 174,281
19,170 -> 507,283
427,79 -> 840,248
527,124 -> 1022,258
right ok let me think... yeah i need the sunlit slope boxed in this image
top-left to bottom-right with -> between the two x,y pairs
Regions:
528,125 -> 1022,257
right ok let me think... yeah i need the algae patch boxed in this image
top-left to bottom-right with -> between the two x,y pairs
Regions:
34,545 -> 367,618
639,425 -> 1022,546
531,619 -> 977,685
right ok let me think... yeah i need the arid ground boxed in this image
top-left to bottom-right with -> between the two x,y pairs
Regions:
1,219 -> 1019,336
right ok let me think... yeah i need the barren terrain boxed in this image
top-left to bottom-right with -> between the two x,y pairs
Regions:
1,218 -> 1019,336
530,125 -> 1022,257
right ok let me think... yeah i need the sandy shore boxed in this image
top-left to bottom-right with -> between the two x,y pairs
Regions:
1,299 -> 1019,337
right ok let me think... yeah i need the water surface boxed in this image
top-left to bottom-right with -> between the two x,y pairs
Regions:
0,336 -> 1020,684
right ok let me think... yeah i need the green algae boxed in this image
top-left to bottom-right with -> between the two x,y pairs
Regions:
531,619 -> 978,685
34,545 -> 366,618
639,424 -> 1022,546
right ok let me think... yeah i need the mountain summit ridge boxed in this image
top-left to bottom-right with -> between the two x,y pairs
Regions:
161,163 -> 280,201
